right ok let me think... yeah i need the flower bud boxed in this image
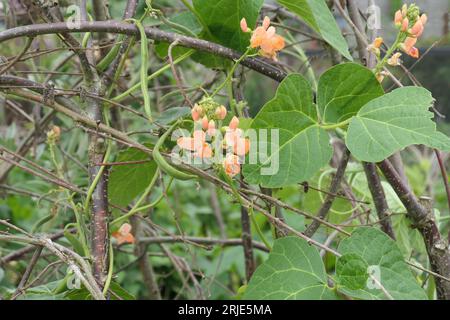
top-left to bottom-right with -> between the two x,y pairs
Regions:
401,18 -> 409,32
215,105 -> 227,120
201,116 -> 209,131
229,116 -> 239,130
394,10 -> 403,26
240,18 -> 249,33
401,4 -> 408,17
262,16 -> 271,30
207,120 -> 216,136
420,14 -> 427,25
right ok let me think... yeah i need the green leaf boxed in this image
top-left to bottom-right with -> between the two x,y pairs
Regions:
65,282 -> 135,300
338,227 -> 427,300
277,0 -> 352,60
317,63 -> 384,123
64,229 -> 85,256
336,253 -> 369,290
243,237 -> 337,299
155,12 -> 228,69
242,74 -> 332,188
108,148 -> 157,208
193,0 -> 264,52
346,87 -> 450,162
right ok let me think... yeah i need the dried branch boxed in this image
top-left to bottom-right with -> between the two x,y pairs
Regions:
0,21 -> 287,82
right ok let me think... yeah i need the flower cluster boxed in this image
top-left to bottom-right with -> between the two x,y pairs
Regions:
240,16 -> 285,61
370,4 -> 427,83
394,4 -> 427,59
112,223 -> 135,245
46,125 -> 61,144
177,99 -> 250,177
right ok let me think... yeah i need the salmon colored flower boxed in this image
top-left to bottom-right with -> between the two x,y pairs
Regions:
240,18 -> 249,33
112,223 -> 135,245
191,104 -> 204,121
249,16 -> 285,61
229,116 -> 239,130
401,37 -> 419,58
373,37 -> 383,48
367,37 -> 383,55
224,128 -> 243,147
387,52 -> 402,66
191,108 -> 200,121
177,130 -> 212,159
201,116 -> 209,131
207,120 -> 216,136
407,46 -> 419,58
401,17 -> 409,32
215,105 -> 227,120
177,130 -> 206,151
410,19 -> 424,37
233,138 -> 250,156
194,143 -> 213,158
223,154 -> 241,177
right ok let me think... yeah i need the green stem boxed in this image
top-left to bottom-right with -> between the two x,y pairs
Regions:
221,169 -> 272,250
48,141 -> 90,257
374,32 -> 404,74
111,50 -> 194,102
320,118 -> 352,130
102,240 -> 114,295
211,47 -> 252,98
83,112 -> 113,216
249,205 -> 272,250
110,169 -> 161,226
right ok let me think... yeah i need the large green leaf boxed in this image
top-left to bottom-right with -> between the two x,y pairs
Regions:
338,227 -> 427,300
108,148 -> 157,208
277,0 -> 352,60
346,87 -> 450,162
193,0 -> 264,52
243,237 -> 337,299
243,74 -> 332,188
317,63 -> 384,123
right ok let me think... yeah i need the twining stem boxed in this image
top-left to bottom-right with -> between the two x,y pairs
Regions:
249,205 -> 272,250
48,141 -> 90,257
211,47 -> 253,98
111,50 -> 194,102
110,169 -> 161,226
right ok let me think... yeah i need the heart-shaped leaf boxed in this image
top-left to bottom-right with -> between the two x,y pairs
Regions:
346,87 -> 450,162
338,227 -> 427,300
108,148 -> 157,208
242,74 -> 332,188
317,63 -> 384,123
277,0 -> 352,60
243,237 -> 337,300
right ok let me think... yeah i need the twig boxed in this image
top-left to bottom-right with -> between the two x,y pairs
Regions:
0,21 -> 287,82
304,148 -> 351,237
